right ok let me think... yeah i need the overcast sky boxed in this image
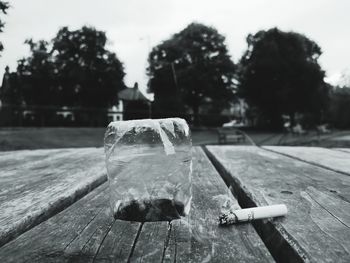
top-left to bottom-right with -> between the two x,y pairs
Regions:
1,0 -> 349,94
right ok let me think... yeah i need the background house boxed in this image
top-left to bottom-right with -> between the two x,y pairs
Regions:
118,82 -> 151,120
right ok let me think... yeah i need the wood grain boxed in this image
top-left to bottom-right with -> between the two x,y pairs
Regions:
0,183 -> 141,262
130,147 -> 273,262
206,145 -> 350,263
334,148 -> 350,154
0,147 -> 273,262
0,147 -> 107,247
264,146 -> 350,176
131,222 -> 170,262
166,147 -> 273,262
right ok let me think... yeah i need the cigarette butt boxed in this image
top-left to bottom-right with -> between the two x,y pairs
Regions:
219,204 -> 288,225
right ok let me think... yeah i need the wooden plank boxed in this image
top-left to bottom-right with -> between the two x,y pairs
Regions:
334,148 -> 350,154
206,145 -> 350,263
303,186 -> 350,227
0,148 -> 70,169
0,184 -> 141,262
0,147 -> 273,262
157,147 -> 273,262
264,146 -> 350,176
130,222 -> 170,262
0,147 -> 107,247
92,218 -> 140,262
125,147 -> 273,262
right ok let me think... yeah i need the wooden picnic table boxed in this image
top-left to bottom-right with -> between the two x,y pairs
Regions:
217,128 -> 246,144
0,146 -> 349,262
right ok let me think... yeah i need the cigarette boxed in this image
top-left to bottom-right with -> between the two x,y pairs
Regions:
219,204 -> 288,225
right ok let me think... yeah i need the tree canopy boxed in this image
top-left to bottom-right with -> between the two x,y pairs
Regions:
14,26 -> 126,108
52,26 -> 125,107
0,1 -> 9,54
17,39 -> 56,106
238,28 -> 328,127
147,22 -> 236,122
328,86 -> 350,128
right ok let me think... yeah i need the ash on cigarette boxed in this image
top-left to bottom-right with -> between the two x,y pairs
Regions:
218,211 -> 238,226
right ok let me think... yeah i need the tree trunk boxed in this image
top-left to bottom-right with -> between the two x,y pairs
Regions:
192,104 -> 200,127
289,112 -> 295,127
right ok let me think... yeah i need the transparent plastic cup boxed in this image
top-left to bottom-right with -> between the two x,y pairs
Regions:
104,118 -> 192,222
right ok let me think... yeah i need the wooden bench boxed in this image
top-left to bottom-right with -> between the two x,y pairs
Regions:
1,146 -> 350,262
316,124 -> 332,136
0,147 -> 272,262
206,145 -> 350,263
0,147 -> 107,247
217,128 -> 245,144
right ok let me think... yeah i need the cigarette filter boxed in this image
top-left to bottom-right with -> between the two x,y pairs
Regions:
219,204 -> 288,225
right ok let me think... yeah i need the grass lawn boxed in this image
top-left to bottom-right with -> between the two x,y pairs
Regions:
0,128 -> 106,151
0,127 -> 349,151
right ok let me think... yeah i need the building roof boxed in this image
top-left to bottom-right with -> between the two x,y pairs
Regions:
118,82 -> 149,101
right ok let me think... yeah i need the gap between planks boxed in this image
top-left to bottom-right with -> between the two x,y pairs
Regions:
263,147 -> 350,177
0,173 -> 107,248
333,148 -> 350,154
125,222 -> 174,263
202,146 -> 307,263
126,223 -> 143,263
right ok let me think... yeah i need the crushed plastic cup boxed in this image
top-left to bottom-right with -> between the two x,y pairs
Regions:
104,118 -> 192,222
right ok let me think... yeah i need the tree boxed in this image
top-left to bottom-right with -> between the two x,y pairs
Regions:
147,23 -> 236,124
11,26 -> 126,126
17,39 -> 56,106
0,65 -> 22,106
52,26 -> 125,108
328,78 -> 350,128
10,40 -> 58,126
15,26 -> 125,108
238,28 -> 328,128
0,1 -> 9,55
